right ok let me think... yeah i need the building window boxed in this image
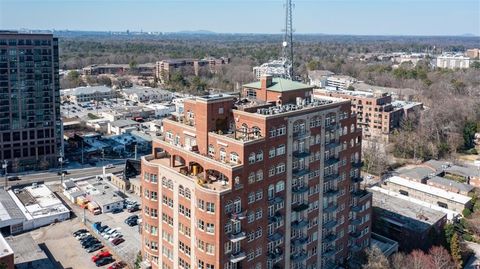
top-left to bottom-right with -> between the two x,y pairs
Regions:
248,172 -> 255,184
206,202 -> 215,213
248,192 -> 255,204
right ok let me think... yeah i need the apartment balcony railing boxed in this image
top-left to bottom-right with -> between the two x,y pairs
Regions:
293,130 -> 308,139
323,248 -> 336,258
230,210 -> 246,221
290,250 -> 308,262
325,140 -> 340,150
350,243 -> 363,252
292,185 -> 309,194
324,188 -> 339,198
293,168 -> 310,177
323,219 -> 338,230
292,201 -> 309,212
291,219 -> 309,230
324,173 -> 340,183
349,231 -> 361,239
268,247 -> 283,260
228,231 -> 246,243
291,234 -> 308,246
323,203 -> 338,213
268,232 -> 284,243
324,156 -> 340,166
230,251 -> 247,263
324,233 -> 337,243
325,124 -> 337,132
268,211 -> 283,224
293,150 -> 310,158
268,196 -> 284,206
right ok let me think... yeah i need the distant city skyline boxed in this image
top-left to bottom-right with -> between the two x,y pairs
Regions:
0,0 -> 479,36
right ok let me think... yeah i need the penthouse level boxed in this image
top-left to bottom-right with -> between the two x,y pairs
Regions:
141,75 -> 372,269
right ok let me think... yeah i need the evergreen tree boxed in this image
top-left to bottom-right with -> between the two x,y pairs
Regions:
450,232 -> 462,269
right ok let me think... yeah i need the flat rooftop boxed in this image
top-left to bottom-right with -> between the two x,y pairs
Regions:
370,186 -> 458,220
314,88 -> 376,98
385,176 -> 472,205
5,233 -> 55,269
76,177 -> 124,206
428,176 -> 474,193
9,184 -> 70,220
370,187 -> 446,232
243,78 -> 314,92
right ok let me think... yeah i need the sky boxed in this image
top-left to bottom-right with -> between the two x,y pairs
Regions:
0,0 -> 479,36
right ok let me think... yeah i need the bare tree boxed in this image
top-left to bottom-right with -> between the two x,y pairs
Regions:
363,246 -> 389,269
428,246 -> 455,269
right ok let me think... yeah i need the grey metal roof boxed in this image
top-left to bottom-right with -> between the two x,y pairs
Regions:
111,119 -> 139,128
396,166 -> 434,181
428,176 -> 474,193
0,189 -> 25,223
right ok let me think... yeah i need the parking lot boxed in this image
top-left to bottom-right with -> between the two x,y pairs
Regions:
61,99 -> 136,120
28,217 -> 119,269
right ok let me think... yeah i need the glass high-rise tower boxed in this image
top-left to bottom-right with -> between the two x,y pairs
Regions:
0,31 -> 62,172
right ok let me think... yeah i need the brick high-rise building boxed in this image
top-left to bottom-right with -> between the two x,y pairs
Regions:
0,32 -> 62,172
141,75 -> 372,269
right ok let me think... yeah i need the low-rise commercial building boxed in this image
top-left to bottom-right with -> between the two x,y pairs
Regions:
308,70 -> 334,88
0,184 -> 70,234
108,119 -> 140,135
121,87 -> 173,103
466,48 -> 480,59
61,86 -> 117,103
326,75 -> 357,91
82,63 -> 156,76
155,57 -> 229,83
314,89 -> 422,141
144,104 -> 175,118
383,176 -> 472,214
370,187 -> 447,252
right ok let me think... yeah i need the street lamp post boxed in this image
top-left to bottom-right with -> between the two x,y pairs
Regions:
58,153 -> 64,185
2,161 -> 7,189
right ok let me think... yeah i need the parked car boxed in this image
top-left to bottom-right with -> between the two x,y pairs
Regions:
57,170 -> 69,175
111,208 -> 123,214
111,238 -> 125,246
96,257 -> 114,267
7,176 -> 20,181
76,233 -> 90,240
127,205 -> 140,213
73,229 -> 87,236
105,164 -> 115,169
87,244 -> 104,253
92,251 -> 111,262
108,261 -> 127,269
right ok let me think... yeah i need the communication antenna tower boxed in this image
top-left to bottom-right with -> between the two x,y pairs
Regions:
282,0 -> 294,79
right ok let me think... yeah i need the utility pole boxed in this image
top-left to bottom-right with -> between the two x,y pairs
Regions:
58,152 -> 64,185
2,161 -> 7,189
134,144 -> 137,160
81,140 -> 84,166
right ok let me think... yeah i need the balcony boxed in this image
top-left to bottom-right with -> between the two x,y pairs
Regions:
292,185 -> 309,194
323,203 -> 338,213
291,234 -> 308,246
325,124 -> 337,131
323,219 -> 337,230
324,233 -> 337,243
324,173 -> 340,182
229,231 -> 246,243
293,130 -> 308,139
292,201 -> 309,212
323,248 -> 336,258
350,243 -> 363,253
324,188 -> 339,198
268,232 -> 284,242
291,219 -> 309,229
293,168 -> 310,177
351,176 -> 363,183
230,211 -> 246,221
351,161 -> 363,168
324,156 -> 340,166
269,211 -> 283,224
293,150 -> 310,158
351,189 -> 372,202
230,251 -> 247,263
268,247 -> 283,259
349,231 -> 361,239
268,196 -> 284,206
325,140 -> 340,150
290,250 -> 308,262
351,205 -> 362,212
351,217 -> 362,226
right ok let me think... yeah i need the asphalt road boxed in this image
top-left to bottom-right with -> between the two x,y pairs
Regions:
0,166 -> 124,188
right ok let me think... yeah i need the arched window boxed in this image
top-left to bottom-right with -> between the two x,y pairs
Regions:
252,126 -> 261,137
248,152 -> 256,164
208,144 -> 215,156
350,139 -> 354,148
233,197 -> 241,213
185,188 -> 191,200
256,150 -> 263,162
242,123 -> 248,133
178,185 -> 185,196
167,179 -> 174,190
269,127 -> 276,138
162,177 -> 168,187
350,124 -> 355,133
343,126 -> 348,135
230,152 -> 239,164
219,148 -> 226,162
